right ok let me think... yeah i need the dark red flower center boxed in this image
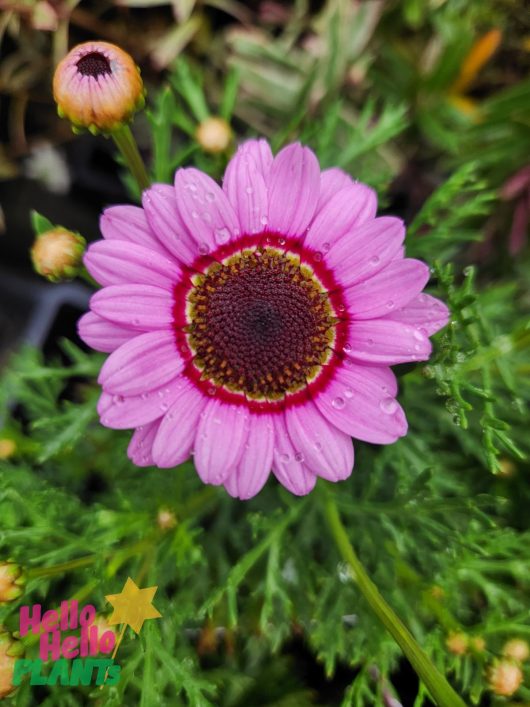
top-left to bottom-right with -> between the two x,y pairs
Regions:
77,51 -> 112,79
183,246 -> 338,400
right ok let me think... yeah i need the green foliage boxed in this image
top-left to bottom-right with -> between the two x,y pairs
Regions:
2,0 -> 530,705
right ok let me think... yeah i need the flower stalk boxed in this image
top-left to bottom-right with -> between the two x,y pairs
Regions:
112,125 -> 150,193
321,487 -> 466,707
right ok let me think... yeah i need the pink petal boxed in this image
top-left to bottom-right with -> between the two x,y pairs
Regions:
90,284 -> 173,331
84,240 -> 181,290
325,217 -> 405,286
315,362 -> 407,444
174,167 -> 240,253
239,138 -> 273,182
100,205 -> 168,256
315,168 -> 353,214
78,311 -> 135,353
267,143 -> 320,237
285,402 -> 353,482
97,376 -> 186,430
98,330 -> 183,395
223,148 -> 269,235
344,259 -> 430,320
194,400 -> 249,485
224,414 -> 274,499
345,319 -> 432,365
152,379 -> 207,467
304,184 -> 377,251
271,414 -> 317,496
127,421 -> 160,467
384,293 -> 450,336
142,184 -> 197,265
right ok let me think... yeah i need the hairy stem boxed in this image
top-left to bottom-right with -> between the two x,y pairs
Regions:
321,487 -> 466,707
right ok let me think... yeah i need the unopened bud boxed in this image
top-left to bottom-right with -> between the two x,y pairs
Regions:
31,227 -> 85,282
0,561 -> 26,604
0,628 -> 23,699
54,41 -> 145,134
488,659 -> 523,697
503,638 -> 529,663
92,615 -> 117,651
0,439 -> 16,460
429,585 -> 445,600
446,631 -> 468,656
196,117 -> 232,154
498,458 -> 516,477
157,508 -> 176,531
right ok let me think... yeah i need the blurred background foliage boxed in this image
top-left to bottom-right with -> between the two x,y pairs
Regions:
1,0 -> 530,705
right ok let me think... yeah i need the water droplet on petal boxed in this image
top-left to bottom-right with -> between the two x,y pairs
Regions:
280,452 -> 290,463
413,330 -> 424,342
207,386 -> 217,396
322,242 -> 331,252
343,343 -> 352,353
198,242 -> 210,255
344,388 -> 354,399
370,255 -> 380,265
380,397 -> 398,414
245,186 -> 253,195
260,215 -> 268,226
386,300 -> 395,309
313,251 -> 322,262
294,452 -> 304,462
191,210 -> 199,219
332,397 -> 345,410
367,338 -> 374,346
314,441 -> 323,452
202,211 -> 212,223
206,191 -> 215,202
112,395 -> 124,404
215,227 -> 230,244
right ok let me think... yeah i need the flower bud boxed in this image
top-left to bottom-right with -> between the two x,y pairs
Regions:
92,615 -> 117,652
196,117 -> 232,154
31,227 -> 86,282
157,508 -> 176,531
0,561 -> 26,604
445,631 -> 468,656
488,659 -> 523,697
0,628 -> 23,698
53,41 -> 145,134
0,439 -> 16,460
503,638 -> 530,663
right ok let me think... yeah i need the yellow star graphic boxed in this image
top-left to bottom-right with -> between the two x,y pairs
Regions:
105,577 -> 162,635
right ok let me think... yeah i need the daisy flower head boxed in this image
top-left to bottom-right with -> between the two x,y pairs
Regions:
53,42 -> 144,134
79,140 -> 449,499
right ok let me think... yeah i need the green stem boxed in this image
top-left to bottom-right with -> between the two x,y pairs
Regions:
321,488 -> 466,707
112,125 -> 150,193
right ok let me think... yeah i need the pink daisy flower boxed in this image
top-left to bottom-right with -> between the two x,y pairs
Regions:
79,140 -> 449,499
